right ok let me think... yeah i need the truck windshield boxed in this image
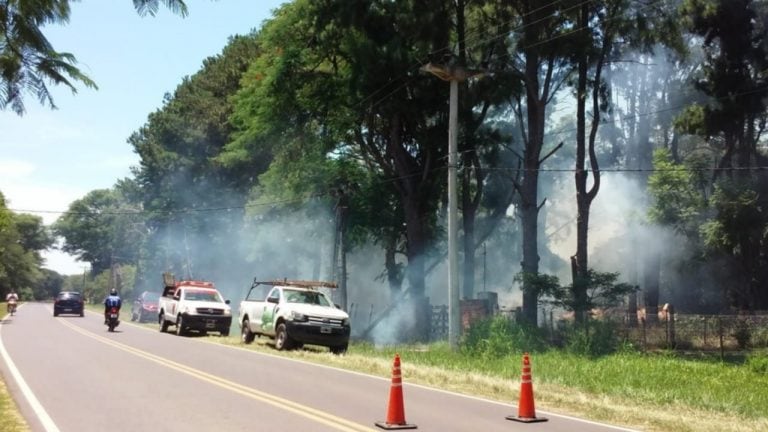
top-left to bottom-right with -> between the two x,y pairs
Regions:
184,290 -> 222,302
284,290 -> 331,306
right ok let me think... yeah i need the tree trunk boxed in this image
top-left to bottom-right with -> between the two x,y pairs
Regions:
403,193 -> 429,340
572,2 -> 606,324
519,52 -> 545,325
572,3 -> 591,325
384,234 -> 403,294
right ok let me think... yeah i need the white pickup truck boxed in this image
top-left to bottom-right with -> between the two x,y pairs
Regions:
157,278 -> 232,337
238,279 -> 351,354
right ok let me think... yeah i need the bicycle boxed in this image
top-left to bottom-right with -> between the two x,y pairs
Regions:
7,302 -> 17,316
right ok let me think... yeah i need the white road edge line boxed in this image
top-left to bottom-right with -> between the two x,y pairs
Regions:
0,311 -> 61,432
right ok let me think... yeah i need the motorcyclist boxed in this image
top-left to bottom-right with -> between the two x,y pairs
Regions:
104,289 -> 122,324
6,290 -> 19,314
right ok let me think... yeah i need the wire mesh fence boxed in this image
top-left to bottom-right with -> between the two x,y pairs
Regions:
621,313 -> 768,352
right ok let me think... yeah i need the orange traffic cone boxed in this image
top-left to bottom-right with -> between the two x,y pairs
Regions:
375,354 -> 417,430
506,353 -> 548,423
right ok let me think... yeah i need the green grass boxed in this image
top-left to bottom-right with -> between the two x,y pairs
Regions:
353,342 -> 768,418
210,337 -> 768,432
0,378 -> 28,432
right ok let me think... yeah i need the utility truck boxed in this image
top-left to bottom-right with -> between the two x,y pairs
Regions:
158,273 -> 232,336
238,278 -> 350,354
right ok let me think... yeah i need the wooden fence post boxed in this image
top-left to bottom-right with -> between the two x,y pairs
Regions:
666,304 -> 676,348
703,317 -> 708,347
718,316 -> 724,361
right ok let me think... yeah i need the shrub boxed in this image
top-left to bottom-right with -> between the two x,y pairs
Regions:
751,326 -> 768,348
745,352 -> 768,375
732,320 -> 751,349
563,319 -> 623,357
461,316 -> 548,359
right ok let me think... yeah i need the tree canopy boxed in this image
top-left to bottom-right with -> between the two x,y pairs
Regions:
0,0 -> 189,114
47,0 -> 768,338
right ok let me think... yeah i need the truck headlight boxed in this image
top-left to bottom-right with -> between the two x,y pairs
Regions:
223,308 -> 231,316
290,311 -> 308,322
342,318 -> 350,327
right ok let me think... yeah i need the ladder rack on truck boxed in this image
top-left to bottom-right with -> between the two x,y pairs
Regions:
162,272 -> 215,297
251,278 -> 338,290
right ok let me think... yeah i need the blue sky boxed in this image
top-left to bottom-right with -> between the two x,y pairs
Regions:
0,0 -> 285,275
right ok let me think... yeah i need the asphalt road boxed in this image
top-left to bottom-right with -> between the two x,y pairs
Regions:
0,303 -> 637,432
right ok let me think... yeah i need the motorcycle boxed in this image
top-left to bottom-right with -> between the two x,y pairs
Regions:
106,307 -> 120,332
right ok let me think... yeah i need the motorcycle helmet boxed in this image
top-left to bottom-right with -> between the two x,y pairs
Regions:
110,289 -> 118,296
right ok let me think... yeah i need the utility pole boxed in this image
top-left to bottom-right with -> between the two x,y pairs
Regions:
421,61 -> 484,350
337,188 -> 348,311
330,187 -> 349,311
81,265 -> 89,302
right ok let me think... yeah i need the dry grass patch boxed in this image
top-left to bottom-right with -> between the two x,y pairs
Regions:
0,376 -> 28,432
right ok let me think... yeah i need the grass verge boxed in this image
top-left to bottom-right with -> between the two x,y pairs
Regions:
211,336 -> 768,432
0,376 -> 28,432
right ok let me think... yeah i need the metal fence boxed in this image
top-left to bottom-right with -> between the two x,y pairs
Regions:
621,313 -> 768,352
366,299 -> 768,353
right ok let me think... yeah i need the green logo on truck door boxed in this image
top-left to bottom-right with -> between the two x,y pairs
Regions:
261,305 -> 274,330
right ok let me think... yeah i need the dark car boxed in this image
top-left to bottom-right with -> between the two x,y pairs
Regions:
131,291 -> 160,323
53,291 -> 84,317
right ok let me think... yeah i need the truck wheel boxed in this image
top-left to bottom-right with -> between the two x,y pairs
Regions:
241,319 -> 255,344
175,315 -> 187,336
159,313 -> 170,332
330,343 -> 348,355
274,323 -> 293,350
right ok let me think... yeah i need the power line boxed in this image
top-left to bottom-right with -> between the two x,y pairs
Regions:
10,163 -> 768,218
8,193 -> 330,218
357,0 -> 596,112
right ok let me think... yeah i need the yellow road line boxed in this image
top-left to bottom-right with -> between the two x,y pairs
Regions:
58,319 -> 374,432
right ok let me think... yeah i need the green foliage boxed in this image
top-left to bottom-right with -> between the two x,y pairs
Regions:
647,148 -> 706,237
133,0 -> 188,17
745,351 -> 768,375
514,271 -> 561,299
461,315 -> 548,359
732,319 -> 752,350
53,187 -> 143,274
127,32 -> 263,285
562,319 -> 624,357
0,0 -> 189,114
535,270 -> 634,316
90,265 -> 137,300
701,181 -> 761,251
32,269 -> 63,300
0,191 -> 50,296
351,340 -> 768,422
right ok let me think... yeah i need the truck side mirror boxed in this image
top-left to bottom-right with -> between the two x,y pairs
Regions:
267,297 -> 279,304
225,299 -> 231,305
